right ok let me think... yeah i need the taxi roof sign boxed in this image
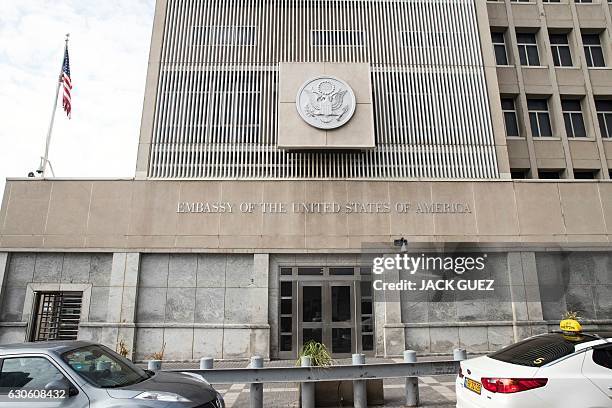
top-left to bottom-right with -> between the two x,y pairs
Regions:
560,318 -> 582,334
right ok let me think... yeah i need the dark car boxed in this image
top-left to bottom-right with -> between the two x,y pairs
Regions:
0,340 -> 224,407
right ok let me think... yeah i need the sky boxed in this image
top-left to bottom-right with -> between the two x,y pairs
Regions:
0,0 -> 155,196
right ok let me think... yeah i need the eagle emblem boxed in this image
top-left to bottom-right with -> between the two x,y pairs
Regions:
296,77 -> 356,130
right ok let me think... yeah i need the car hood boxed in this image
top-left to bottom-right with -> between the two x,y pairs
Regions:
106,371 -> 218,404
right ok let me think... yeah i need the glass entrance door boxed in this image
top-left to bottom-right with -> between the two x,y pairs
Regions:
298,282 -> 355,358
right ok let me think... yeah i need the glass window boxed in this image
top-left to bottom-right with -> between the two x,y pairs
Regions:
562,99 -> 587,138
62,345 -> 149,388
583,33 -> 605,67
491,31 -> 509,65
517,32 -> 540,66
527,98 -> 552,137
501,97 -> 520,136
489,334 -> 578,367
550,33 -> 573,67
0,357 -> 65,392
596,99 -> 612,138
593,346 -> 612,370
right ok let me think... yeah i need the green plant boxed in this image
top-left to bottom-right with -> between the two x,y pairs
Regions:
295,341 -> 333,367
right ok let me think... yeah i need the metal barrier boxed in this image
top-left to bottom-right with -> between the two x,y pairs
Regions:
158,349 -> 466,408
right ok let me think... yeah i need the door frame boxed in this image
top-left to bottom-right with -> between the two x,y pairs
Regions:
277,266 -> 374,360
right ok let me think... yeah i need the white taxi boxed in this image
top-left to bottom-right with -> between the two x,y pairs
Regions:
456,320 -> 612,408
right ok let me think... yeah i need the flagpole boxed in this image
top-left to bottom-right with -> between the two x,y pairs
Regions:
39,33 -> 69,178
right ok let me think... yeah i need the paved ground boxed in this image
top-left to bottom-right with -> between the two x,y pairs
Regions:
160,358 -> 458,407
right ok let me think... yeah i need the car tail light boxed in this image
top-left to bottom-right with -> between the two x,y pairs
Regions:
481,378 -> 548,394
458,366 -> 464,379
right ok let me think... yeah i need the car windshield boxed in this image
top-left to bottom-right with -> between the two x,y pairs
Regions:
62,345 -> 150,388
489,334 -> 589,367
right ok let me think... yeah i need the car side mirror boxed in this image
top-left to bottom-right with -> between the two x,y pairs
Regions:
45,378 -> 79,397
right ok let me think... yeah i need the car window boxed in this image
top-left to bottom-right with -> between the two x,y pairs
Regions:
0,357 -> 65,393
62,345 -> 149,388
489,334 -> 577,367
593,346 -> 612,370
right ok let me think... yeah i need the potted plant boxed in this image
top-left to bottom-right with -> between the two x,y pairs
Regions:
147,343 -> 166,371
296,341 -> 383,407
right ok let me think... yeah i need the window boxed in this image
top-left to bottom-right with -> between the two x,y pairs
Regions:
583,33 -> 605,67
562,99 -> 587,138
550,33 -> 573,67
539,170 -> 561,179
491,31 -> 509,65
501,98 -> 520,136
528,98 -> 553,137
517,32 -> 540,66
511,169 -> 529,179
62,345 -> 150,388
574,170 -> 598,179
31,292 -> 83,341
596,99 -> 612,138
312,30 -> 364,46
0,357 -> 65,392
489,334 -> 577,367
593,346 -> 612,370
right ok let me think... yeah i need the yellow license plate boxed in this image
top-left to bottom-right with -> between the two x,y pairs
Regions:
464,378 -> 482,395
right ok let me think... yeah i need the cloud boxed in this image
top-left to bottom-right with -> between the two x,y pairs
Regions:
0,0 -> 155,196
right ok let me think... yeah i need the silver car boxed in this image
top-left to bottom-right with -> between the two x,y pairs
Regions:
0,340 -> 224,407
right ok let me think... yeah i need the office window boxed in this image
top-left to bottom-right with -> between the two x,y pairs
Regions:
539,170 -> 561,179
574,170 -> 598,179
517,33 -> 540,66
511,169 -> 529,179
528,99 -> 552,137
596,99 -> 612,138
491,31 -> 509,65
501,98 -> 520,136
562,99 -> 587,138
583,33 -> 605,67
550,33 -> 573,67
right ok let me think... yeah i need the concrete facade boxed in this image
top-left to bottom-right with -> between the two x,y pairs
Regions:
1,179 -> 611,360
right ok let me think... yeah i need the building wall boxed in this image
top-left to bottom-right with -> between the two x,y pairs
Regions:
134,253 -> 269,361
488,1 -> 612,179
137,0 -> 503,179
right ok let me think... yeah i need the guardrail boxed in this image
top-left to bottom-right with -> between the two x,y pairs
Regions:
156,349 -> 467,408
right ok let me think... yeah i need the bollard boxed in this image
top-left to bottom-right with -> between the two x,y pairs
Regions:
249,356 -> 264,408
352,354 -> 367,408
453,348 -> 467,361
301,356 -> 315,408
404,350 -> 419,407
147,360 -> 162,371
200,357 -> 214,370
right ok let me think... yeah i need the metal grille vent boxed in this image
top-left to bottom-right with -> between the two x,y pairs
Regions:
148,0 -> 499,179
31,292 -> 83,342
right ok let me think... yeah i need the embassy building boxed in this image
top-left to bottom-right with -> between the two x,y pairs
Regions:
2,0 -> 612,361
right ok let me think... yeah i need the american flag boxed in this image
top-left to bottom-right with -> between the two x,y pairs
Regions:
61,45 -> 72,118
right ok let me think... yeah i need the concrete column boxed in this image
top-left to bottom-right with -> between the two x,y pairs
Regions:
109,253 -> 141,360
352,354 -> 367,408
404,350 -> 419,407
379,255 -> 405,357
0,253 -> 8,311
474,0 -> 511,179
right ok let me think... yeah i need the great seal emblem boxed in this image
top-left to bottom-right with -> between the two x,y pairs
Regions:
296,76 -> 356,130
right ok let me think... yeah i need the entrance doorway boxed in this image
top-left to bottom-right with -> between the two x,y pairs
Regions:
278,266 -> 374,359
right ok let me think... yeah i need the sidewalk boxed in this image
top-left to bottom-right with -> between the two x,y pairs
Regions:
161,357 -> 458,407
